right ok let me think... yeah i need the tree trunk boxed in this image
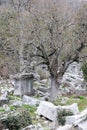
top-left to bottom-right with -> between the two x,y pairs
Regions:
18,12 -> 27,72
84,81 -> 87,91
49,76 -> 61,101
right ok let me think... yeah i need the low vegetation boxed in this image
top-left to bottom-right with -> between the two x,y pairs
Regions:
1,110 -> 32,130
82,62 -> 87,81
58,109 -> 73,125
54,96 -> 87,111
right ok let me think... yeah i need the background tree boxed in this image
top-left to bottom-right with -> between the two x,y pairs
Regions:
0,0 -> 33,74
77,3 -> 87,91
0,5 -> 19,74
74,2 -> 87,61
10,0 -> 33,72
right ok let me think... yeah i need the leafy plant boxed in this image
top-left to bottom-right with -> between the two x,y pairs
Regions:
19,110 -> 32,127
78,96 -> 84,100
82,62 -> 87,81
1,110 -> 32,130
22,104 -> 37,112
0,107 -> 5,112
58,109 -> 73,125
10,106 -> 18,111
2,115 -> 20,130
8,95 -> 21,100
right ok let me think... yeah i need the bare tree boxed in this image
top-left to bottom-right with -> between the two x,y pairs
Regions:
29,0 -> 87,100
10,0 -> 32,72
0,5 -> 20,74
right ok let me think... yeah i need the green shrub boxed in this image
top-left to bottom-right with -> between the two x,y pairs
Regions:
82,62 -> 87,81
1,110 -> 32,130
0,107 -> 5,112
9,104 -> 22,111
58,109 -> 73,125
22,104 -> 37,113
8,95 -> 21,100
19,110 -> 32,127
78,96 -> 84,100
2,115 -> 20,130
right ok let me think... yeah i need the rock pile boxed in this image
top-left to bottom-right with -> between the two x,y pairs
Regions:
35,101 -> 87,130
60,62 -> 85,95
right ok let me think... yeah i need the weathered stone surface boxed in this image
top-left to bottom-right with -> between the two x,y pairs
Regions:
61,62 -> 85,95
14,73 -> 34,96
66,108 -> 87,130
0,81 -> 14,95
8,87 -> 14,94
56,125 -> 72,130
22,95 -> 39,106
11,100 -> 23,107
73,108 -> 87,130
3,104 -> 10,111
40,79 -> 48,84
34,81 -> 41,87
33,73 -> 40,81
66,115 -> 80,125
37,87 -> 48,93
0,90 -> 8,98
77,121 -> 87,130
0,97 -> 8,106
61,97 -> 69,105
22,123 -> 44,130
62,103 -> 79,115
48,121 -> 57,130
36,101 -> 58,121
36,102 -> 79,122
39,93 -> 50,101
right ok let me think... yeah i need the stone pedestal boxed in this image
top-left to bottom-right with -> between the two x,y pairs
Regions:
14,73 -> 34,96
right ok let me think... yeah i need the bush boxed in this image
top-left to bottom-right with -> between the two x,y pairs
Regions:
2,116 -> 20,130
82,62 -> 87,81
78,96 -> 84,100
58,109 -> 73,125
1,110 -> 32,130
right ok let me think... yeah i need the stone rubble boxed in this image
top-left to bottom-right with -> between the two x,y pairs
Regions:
66,108 -> 87,125
36,101 -> 80,122
61,97 -> 69,105
61,103 -> 80,115
3,104 -> 10,111
36,101 -> 87,130
10,100 -> 23,107
0,62 -> 87,130
22,95 -> 40,106
56,125 -> 72,130
36,101 -> 58,121
22,123 -> 44,130
61,62 -> 85,95
72,108 -> 87,130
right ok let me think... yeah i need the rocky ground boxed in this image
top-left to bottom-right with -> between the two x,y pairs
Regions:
0,62 -> 87,130
0,79 -> 87,130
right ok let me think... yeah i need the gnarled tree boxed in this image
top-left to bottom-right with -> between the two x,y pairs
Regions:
29,1 -> 87,100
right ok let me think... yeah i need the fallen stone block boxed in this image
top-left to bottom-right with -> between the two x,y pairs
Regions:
66,108 -> 87,130
0,97 -> 8,106
22,123 -> 44,130
22,95 -> 40,106
62,103 -> 79,115
36,101 -> 58,121
56,125 -> 72,130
